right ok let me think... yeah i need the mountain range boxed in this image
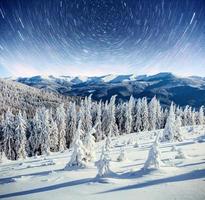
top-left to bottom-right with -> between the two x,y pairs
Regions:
11,72 -> 205,108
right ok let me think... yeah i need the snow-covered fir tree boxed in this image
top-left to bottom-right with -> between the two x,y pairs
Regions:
141,97 -> 149,131
156,100 -> 162,129
107,95 -> 119,137
28,109 -> 42,156
66,120 -> 86,168
82,95 -> 93,133
125,96 -> 135,134
161,103 -> 177,142
198,106 -> 204,125
94,101 -> 103,141
134,98 -> 142,132
40,108 -> 51,155
67,102 -> 77,146
143,140 -> 164,170
116,102 -> 126,134
49,112 -> 58,152
14,111 -> 27,159
117,147 -> 126,162
83,126 -> 96,162
95,146 -> 111,177
175,116 -> 183,142
2,109 -> 16,160
149,96 -> 157,131
56,104 -> 67,151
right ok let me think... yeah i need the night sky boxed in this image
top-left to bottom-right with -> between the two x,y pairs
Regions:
0,0 -> 205,77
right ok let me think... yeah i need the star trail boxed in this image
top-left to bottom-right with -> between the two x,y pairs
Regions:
0,0 -> 205,77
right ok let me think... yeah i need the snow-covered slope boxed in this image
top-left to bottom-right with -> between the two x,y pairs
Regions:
0,78 -> 75,114
13,73 -> 205,108
0,125 -> 205,200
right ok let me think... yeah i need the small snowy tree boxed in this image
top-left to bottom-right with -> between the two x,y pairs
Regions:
84,126 -> 96,162
67,102 -> 77,146
40,108 -> 51,155
81,95 -> 92,134
198,106 -> 204,125
175,116 -> 183,142
14,111 -> 27,159
105,130 -> 112,152
149,96 -> 157,131
107,96 -> 119,137
134,98 -> 142,132
2,109 -> 16,160
65,120 -> 86,168
141,97 -> 149,131
156,100 -> 162,129
143,141 -> 164,170
95,146 -> 111,177
56,104 -> 67,151
28,109 -> 42,156
161,103 -> 176,142
116,103 -> 126,134
125,96 -> 134,134
49,110 -> 58,152
95,101 -> 103,141
117,148 -> 126,162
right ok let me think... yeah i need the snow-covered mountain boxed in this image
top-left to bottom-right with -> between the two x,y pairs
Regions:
0,78 -> 75,114
13,73 -> 205,108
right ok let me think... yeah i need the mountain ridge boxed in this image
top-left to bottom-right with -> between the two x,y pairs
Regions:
8,72 -> 205,108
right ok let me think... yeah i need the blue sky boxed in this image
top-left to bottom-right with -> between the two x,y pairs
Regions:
0,0 -> 205,77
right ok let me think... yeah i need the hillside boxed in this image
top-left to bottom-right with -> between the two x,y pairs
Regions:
0,78 -> 77,115
15,73 -> 205,108
0,125 -> 205,200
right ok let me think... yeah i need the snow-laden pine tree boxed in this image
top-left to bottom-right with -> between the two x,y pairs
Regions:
95,101 -> 103,141
117,147 -> 126,162
156,100 -> 162,129
183,105 -> 194,126
95,146 -> 111,177
198,106 -> 204,125
134,98 -> 142,132
2,109 -> 16,160
149,96 -> 157,131
49,113 -> 58,152
143,140 -> 164,170
67,102 -> 77,147
28,109 -> 42,156
191,109 -> 196,126
101,101 -> 109,136
14,111 -> 27,159
161,103 -> 176,142
65,120 -> 86,168
187,107 -> 194,126
84,126 -> 96,162
125,96 -> 135,134
141,97 -> 149,131
0,151 -> 9,163
40,108 -> 51,155
116,102 -> 126,134
82,95 -> 92,133
107,95 -> 119,137
175,116 -> 183,142
56,104 -> 67,151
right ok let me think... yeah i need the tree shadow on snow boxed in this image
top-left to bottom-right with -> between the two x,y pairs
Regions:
0,167 -> 68,185
0,177 -> 92,199
97,169 -> 205,194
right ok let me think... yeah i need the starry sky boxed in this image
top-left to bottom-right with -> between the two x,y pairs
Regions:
0,0 -> 205,77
